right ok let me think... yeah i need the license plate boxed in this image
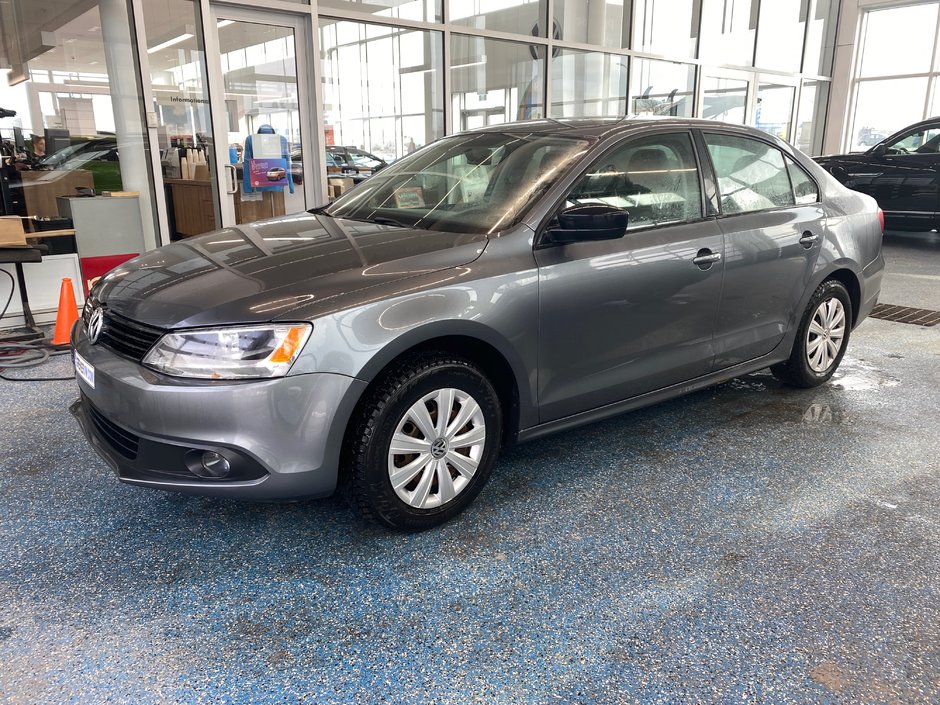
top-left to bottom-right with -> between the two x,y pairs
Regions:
74,350 -> 95,389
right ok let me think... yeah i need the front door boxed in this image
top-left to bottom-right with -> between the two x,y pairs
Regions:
204,7 -> 322,228
535,131 -> 724,423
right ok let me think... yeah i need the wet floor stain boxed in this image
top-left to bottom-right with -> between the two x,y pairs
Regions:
829,357 -> 900,391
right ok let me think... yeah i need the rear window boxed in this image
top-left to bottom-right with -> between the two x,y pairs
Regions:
705,133 -> 795,214
785,156 -> 819,205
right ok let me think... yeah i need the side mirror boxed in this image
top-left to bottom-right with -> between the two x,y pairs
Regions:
547,204 -> 629,244
871,143 -> 887,158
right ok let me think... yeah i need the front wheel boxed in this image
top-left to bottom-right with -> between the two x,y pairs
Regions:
772,279 -> 852,388
346,354 -> 503,531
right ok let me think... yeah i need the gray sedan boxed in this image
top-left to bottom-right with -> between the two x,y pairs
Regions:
71,118 -> 884,530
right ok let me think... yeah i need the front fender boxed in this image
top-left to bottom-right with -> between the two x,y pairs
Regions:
290,262 -> 541,431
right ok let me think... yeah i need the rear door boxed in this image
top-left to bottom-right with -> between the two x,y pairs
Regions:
701,131 -> 824,369
535,130 -> 725,423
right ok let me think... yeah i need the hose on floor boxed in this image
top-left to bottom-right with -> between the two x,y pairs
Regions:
0,339 -> 74,381
0,271 -> 75,381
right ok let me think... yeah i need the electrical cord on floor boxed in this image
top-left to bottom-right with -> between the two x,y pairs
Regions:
0,272 -> 76,381
0,268 -> 14,322
0,340 -> 75,381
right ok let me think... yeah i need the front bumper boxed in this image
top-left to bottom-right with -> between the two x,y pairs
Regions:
70,323 -> 366,500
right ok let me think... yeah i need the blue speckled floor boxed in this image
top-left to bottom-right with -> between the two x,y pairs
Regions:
2,240 -> 939,704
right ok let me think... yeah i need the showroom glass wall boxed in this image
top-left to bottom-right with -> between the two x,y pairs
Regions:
318,0 -> 839,164
847,2 -> 940,152
0,0 -> 157,325
1,0 -> 841,278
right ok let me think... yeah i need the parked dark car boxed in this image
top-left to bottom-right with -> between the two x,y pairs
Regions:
289,149 -> 367,185
327,145 -> 389,178
40,136 -> 123,192
816,117 -> 940,231
71,118 -> 884,530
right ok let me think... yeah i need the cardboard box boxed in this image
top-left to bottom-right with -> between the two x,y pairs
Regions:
0,216 -> 28,247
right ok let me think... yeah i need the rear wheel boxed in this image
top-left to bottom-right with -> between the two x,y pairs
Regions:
346,354 -> 502,531
772,279 -> 852,388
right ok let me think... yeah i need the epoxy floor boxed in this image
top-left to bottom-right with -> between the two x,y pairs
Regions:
1,235 -> 938,704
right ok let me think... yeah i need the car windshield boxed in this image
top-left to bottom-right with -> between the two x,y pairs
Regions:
323,132 -> 592,234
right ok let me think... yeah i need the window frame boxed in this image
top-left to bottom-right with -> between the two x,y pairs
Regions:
534,128 -> 711,248
784,154 -> 820,206
884,123 -> 940,155
697,128 -> 820,219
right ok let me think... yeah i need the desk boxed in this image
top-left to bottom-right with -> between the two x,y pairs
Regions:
0,246 -> 44,342
19,170 -> 95,217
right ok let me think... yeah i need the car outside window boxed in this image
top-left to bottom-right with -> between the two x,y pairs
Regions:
705,133 -> 795,214
886,127 -> 940,154
324,132 -> 591,234
563,133 -> 703,230
785,156 -> 819,205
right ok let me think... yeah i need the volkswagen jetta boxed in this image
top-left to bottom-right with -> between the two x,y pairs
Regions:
71,118 -> 884,530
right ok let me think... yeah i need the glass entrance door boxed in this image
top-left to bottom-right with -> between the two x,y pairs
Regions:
204,8 -> 319,227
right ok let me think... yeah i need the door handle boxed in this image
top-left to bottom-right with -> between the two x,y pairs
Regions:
224,164 -> 238,195
799,231 -> 819,248
692,249 -> 722,268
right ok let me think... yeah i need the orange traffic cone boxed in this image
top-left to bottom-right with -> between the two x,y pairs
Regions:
51,278 -> 79,346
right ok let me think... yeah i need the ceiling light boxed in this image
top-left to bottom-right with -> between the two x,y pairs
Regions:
217,20 -> 235,28
148,33 -> 194,54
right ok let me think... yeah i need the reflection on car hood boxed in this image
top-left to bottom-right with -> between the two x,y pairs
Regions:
94,214 -> 488,329
814,153 -> 872,166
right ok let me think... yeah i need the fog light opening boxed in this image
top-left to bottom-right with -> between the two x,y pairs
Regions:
195,451 -> 231,478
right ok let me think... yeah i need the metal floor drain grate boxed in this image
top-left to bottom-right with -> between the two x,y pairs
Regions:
870,304 -> 940,327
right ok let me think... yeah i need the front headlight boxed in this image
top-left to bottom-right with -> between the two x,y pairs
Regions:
142,324 -> 312,379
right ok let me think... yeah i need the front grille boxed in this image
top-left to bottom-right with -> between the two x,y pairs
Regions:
870,303 -> 940,327
96,311 -> 165,361
87,403 -> 140,460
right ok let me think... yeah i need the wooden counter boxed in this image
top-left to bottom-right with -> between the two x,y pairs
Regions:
165,179 -> 215,237
165,178 -> 286,237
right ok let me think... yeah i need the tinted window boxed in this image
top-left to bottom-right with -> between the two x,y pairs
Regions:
563,132 -> 703,230
785,156 -> 819,205
705,133 -> 795,214
887,126 -> 940,154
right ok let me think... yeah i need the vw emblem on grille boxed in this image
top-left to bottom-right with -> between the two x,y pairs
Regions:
87,307 -> 104,345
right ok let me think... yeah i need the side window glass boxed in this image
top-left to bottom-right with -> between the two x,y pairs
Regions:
705,133 -> 795,214
887,127 -> 940,154
785,156 -> 819,205
564,133 -> 703,230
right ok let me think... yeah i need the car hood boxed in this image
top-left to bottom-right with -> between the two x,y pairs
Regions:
93,214 -> 488,328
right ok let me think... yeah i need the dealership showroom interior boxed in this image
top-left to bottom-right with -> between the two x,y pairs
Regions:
2,0 -> 940,701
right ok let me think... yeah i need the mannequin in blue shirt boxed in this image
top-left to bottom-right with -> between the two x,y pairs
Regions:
242,124 -> 294,194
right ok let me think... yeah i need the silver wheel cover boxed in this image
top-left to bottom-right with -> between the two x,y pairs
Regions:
387,388 -> 486,509
806,297 -> 846,373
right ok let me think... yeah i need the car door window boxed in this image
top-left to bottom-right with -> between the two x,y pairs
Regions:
785,156 -> 819,205
886,127 -> 940,154
564,133 -> 703,230
705,133 -> 796,214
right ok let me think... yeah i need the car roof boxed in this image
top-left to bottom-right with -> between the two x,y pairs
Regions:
460,116 -> 777,141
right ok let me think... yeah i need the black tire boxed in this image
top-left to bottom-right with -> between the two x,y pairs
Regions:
772,279 -> 853,388
345,353 -> 503,531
